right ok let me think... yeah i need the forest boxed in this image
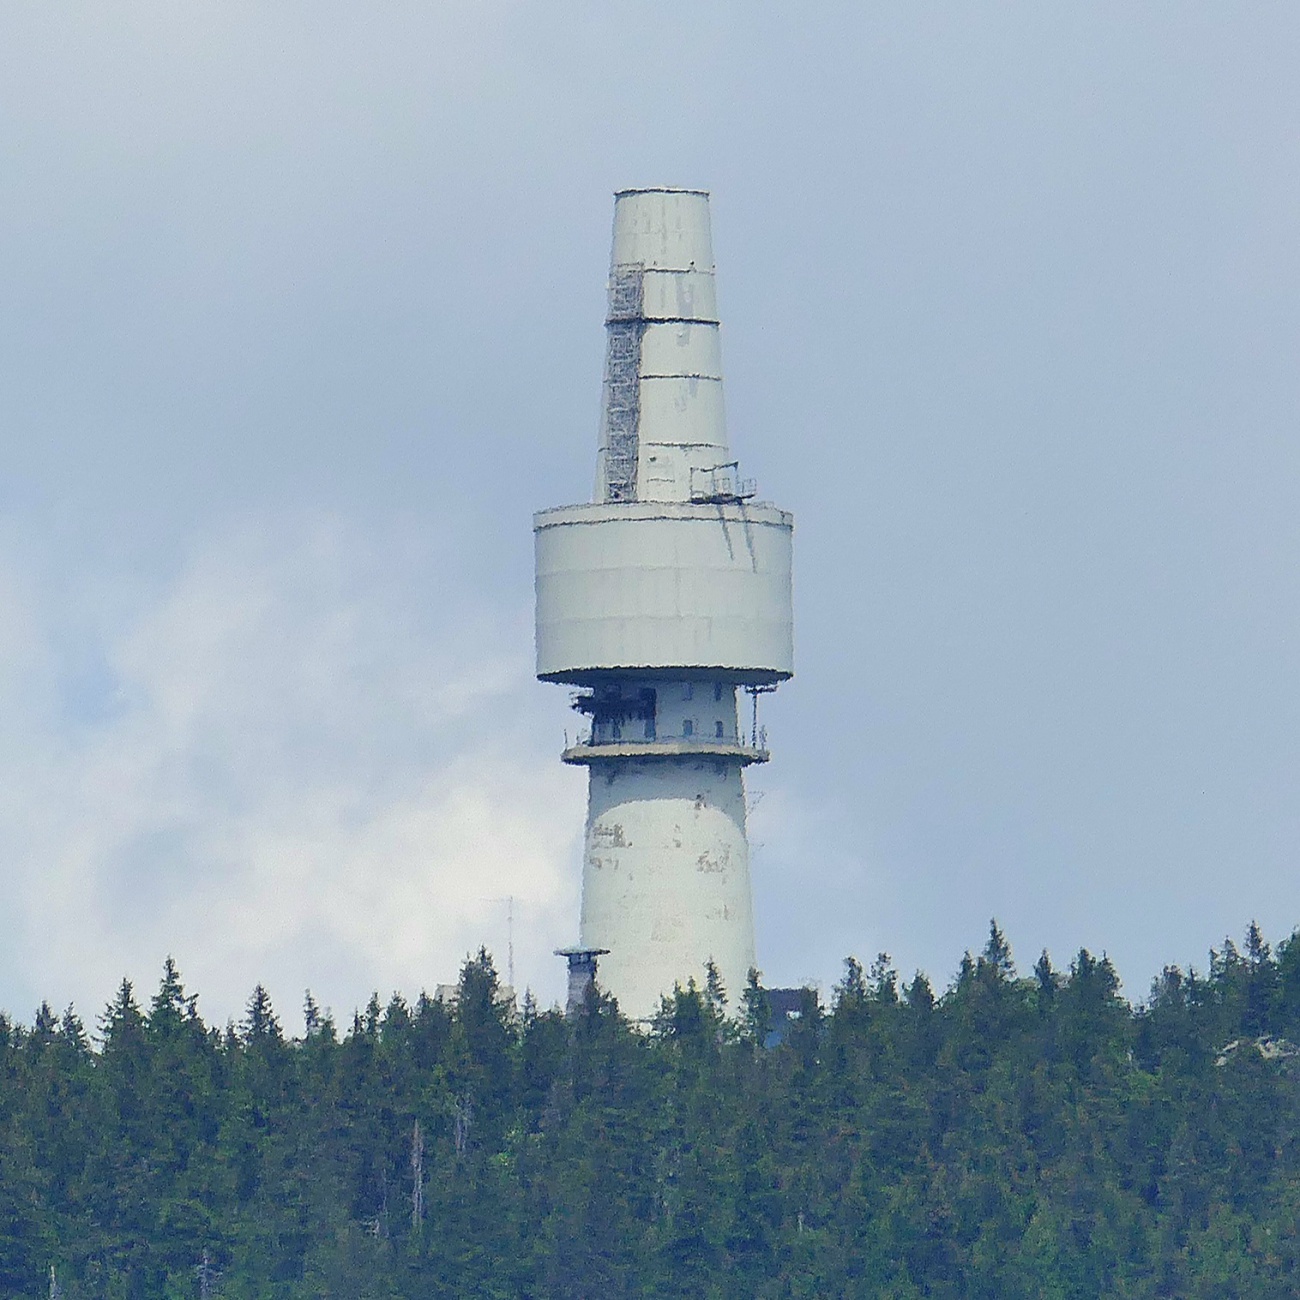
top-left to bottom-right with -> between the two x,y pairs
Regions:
3,923 -> 1300,1299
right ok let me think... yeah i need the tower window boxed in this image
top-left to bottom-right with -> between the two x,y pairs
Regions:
715,720 -> 725,738
714,682 -> 724,701
683,682 -> 694,700
683,719 -> 694,738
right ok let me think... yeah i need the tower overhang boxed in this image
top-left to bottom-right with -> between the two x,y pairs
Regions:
534,499 -> 793,685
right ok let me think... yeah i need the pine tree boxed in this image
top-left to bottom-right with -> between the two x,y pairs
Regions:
740,968 -> 772,1049
241,984 -> 281,1042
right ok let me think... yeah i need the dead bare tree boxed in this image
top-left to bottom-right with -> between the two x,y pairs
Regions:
453,1097 -> 472,1159
410,1118 -> 425,1232
195,1251 -> 221,1300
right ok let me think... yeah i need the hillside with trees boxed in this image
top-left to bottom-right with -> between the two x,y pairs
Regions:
3,924 -> 1300,1298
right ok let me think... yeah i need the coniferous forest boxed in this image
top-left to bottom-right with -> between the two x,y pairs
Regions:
4,925 -> 1300,1298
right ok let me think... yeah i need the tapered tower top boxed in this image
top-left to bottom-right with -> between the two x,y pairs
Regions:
596,189 -> 732,504
610,187 -> 715,276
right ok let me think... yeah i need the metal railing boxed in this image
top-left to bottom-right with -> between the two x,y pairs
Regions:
564,726 -> 766,751
690,462 -> 757,504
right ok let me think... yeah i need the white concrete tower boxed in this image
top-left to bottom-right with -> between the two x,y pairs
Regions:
536,189 -> 793,1021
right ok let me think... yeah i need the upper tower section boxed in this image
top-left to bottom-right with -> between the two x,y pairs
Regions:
535,190 -> 793,686
597,189 -> 729,504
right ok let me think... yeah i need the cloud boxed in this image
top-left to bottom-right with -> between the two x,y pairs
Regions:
0,513 -> 584,1029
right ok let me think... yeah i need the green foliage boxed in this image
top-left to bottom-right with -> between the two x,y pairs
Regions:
3,925 -> 1300,1296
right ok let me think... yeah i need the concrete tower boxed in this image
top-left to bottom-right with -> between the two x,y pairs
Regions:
536,189 -> 793,1021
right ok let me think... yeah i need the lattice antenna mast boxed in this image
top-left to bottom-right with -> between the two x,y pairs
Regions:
602,265 -> 645,501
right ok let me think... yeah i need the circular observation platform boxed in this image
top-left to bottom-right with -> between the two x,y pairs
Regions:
561,737 -> 770,766
534,499 -> 794,686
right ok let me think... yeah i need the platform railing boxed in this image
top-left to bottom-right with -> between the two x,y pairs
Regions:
564,726 -> 767,751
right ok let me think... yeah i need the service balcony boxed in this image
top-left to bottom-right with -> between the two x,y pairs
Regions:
561,731 -> 770,767
689,461 -> 757,505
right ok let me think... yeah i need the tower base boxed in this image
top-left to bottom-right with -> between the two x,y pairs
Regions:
580,754 -> 755,1021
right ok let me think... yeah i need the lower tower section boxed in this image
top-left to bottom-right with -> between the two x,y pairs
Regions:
563,679 -> 766,1019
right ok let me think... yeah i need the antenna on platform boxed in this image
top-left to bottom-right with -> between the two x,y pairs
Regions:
485,895 -> 515,990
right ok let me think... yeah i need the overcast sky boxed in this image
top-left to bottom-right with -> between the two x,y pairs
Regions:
2,2 -> 1298,1028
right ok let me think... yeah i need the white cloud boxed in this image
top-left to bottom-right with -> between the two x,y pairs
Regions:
0,514 -> 584,1029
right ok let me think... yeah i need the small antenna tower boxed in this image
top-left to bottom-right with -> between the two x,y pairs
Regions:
482,895 -> 516,990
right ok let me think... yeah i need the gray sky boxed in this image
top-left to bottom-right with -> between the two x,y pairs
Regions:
2,2 -> 1298,1027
